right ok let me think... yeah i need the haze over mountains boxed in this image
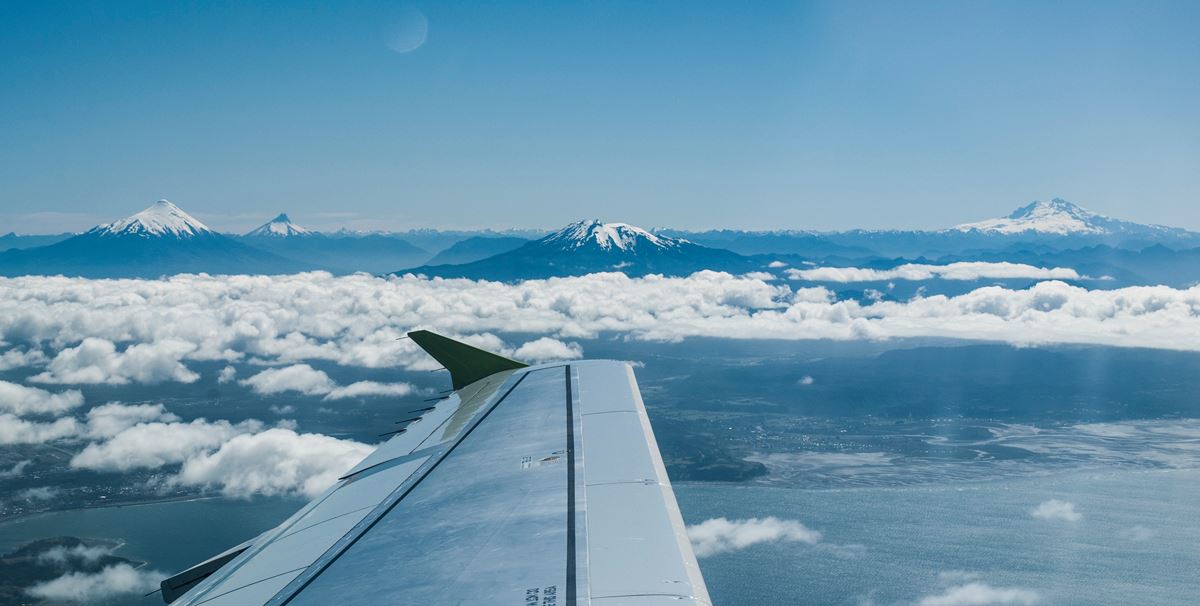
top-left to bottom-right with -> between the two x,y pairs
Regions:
237,213 -> 429,274
666,199 -> 1200,258
2,198 -> 1199,288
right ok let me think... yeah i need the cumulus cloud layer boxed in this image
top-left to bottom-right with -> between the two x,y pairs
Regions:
0,347 -> 46,370
37,542 -> 116,565
687,517 -> 822,557
30,337 -> 198,385
26,564 -> 162,603
70,418 -> 261,472
83,402 -> 180,439
240,364 -> 413,400
241,364 -> 335,396
173,428 -> 373,497
0,414 -> 79,445
0,380 -> 83,415
3,273 -> 1200,390
1030,499 -> 1082,522
513,337 -> 584,362
60,406 -> 372,497
917,582 -> 1041,606
786,262 -> 1081,283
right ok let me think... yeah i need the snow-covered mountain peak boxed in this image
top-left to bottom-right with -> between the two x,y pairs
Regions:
542,220 -> 685,252
954,198 -> 1109,235
93,200 -> 214,238
246,213 -> 314,237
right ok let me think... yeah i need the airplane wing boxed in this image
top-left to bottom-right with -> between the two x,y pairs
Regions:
161,330 -> 711,605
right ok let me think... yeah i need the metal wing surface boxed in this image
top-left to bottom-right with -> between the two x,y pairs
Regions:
162,332 -> 710,605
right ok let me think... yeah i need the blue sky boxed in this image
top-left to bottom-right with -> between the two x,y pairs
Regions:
1,0 -> 1197,233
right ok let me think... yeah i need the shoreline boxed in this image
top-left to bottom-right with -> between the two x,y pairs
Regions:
0,494 -> 230,527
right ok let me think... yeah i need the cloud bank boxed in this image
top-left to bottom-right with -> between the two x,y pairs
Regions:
3,273 -> 1200,390
786,262 -> 1081,283
62,407 -> 372,497
26,564 -> 162,603
70,418 -> 261,472
0,380 -> 83,415
687,516 -> 822,557
240,364 -> 414,400
0,414 -> 79,445
173,428 -> 374,497
30,337 -> 198,385
917,582 -> 1041,606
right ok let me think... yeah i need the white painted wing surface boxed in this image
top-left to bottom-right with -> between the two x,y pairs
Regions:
163,360 -> 710,605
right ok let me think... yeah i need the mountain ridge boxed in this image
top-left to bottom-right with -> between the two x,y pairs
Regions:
245,213 -> 314,238
404,219 -> 754,280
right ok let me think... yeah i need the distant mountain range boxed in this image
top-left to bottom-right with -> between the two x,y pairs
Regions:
235,213 -> 429,274
0,201 -> 310,278
423,235 -> 529,266
0,232 -> 71,252
405,220 -> 755,280
666,199 -> 1200,258
952,198 -> 1191,236
3,198 -> 1200,288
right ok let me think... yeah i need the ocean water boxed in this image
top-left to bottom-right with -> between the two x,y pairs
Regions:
2,468 -> 1194,605
5,342 -> 1200,604
0,497 -> 304,605
675,467 -> 1200,605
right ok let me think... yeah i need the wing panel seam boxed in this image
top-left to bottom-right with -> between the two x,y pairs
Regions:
270,369 -> 539,605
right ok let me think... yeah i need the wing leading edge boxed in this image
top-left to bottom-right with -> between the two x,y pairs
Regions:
163,332 -> 710,605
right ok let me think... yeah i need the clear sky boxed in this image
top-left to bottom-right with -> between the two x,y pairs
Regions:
1,0 -> 1198,233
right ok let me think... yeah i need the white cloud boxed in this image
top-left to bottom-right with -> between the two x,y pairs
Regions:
512,338 -> 583,363
241,364 -> 335,396
1118,525 -> 1157,541
26,563 -> 162,603
0,459 -> 31,478
0,380 -> 83,415
798,375 -> 815,385
172,428 -> 373,497
0,401 -> 178,446
30,337 -> 198,385
786,262 -> 1081,283
687,517 -> 822,557
0,414 -> 79,445
0,347 -> 47,370
1030,499 -> 1082,522
742,271 -> 776,281
70,418 -> 260,472
17,486 -> 61,501
217,365 -> 237,383
240,364 -> 413,400
324,381 -> 414,400
768,261 -> 788,268
37,542 -> 116,565
62,406 -> 370,498
83,402 -> 179,439
917,582 -> 1041,606
3,274 -> 1200,370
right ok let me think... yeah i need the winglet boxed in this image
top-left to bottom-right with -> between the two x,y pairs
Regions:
407,330 -> 528,390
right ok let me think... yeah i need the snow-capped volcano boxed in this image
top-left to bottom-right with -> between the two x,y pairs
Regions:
953,198 -> 1183,236
540,220 -> 684,252
0,199 -> 314,277
245,213 -> 314,238
90,200 -> 213,239
404,219 -> 752,279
